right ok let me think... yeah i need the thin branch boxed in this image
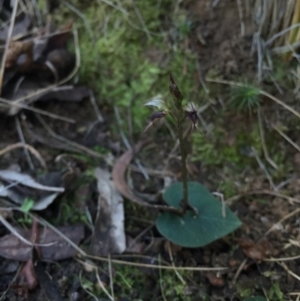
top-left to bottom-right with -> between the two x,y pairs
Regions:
272,123 -> 300,152
0,142 -> 46,169
15,116 -> 34,170
258,109 -> 278,169
0,0 -> 19,93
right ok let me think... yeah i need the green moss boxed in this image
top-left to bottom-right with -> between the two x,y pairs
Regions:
75,1 -> 197,134
191,122 -> 262,170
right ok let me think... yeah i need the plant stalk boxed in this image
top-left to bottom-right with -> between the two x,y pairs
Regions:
177,110 -> 188,214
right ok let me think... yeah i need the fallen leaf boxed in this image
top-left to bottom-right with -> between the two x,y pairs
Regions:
5,40 -> 33,69
238,238 -> 274,262
126,235 -> 145,254
205,272 -> 225,286
0,224 -> 84,261
0,170 -> 65,210
89,168 -> 126,256
112,139 -> 154,207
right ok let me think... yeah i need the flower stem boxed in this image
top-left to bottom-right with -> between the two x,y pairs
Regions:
177,110 -> 188,214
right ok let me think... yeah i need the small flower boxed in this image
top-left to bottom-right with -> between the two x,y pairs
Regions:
184,102 -> 199,126
150,111 -> 167,121
184,102 -> 203,134
142,111 -> 167,134
143,95 -> 169,133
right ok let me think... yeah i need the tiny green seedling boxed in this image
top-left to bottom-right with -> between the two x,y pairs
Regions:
145,74 -> 242,247
19,197 -> 34,224
21,198 -> 35,213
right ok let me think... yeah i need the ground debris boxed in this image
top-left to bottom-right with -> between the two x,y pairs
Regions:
0,224 -> 84,261
89,167 -> 126,256
204,272 -> 225,287
0,169 -> 65,210
238,237 -> 275,262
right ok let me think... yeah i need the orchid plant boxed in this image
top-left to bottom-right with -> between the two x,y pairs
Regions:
144,74 -> 242,248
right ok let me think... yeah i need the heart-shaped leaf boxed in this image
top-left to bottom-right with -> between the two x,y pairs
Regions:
156,182 -> 242,248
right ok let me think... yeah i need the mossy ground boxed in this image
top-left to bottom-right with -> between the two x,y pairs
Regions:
16,0 -> 300,300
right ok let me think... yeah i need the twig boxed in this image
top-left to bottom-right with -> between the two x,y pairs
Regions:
258,108 -> 278,169
85,254 -> 229,271
272,123 -> 300,152
0,212 -> 54,248
0,97 -> 75,122
0,214 -> 35,246
35,114 -> 105,159
272,40 -> 300,54
32,0 -> 43,27
195,58 -> 210,94
89,90 -> 103,122
0,142 -> 46,169
15,116 -> 34,170
226,189 -> 300,206
0,0 -> 19,93
264,207 -> 300,237
166,241 -> 186,284
256,35 -> 264,82
232,258 -> 247,284
265,255 -> 300,262
132,0 -> 151,39
114,106 -> 149,180
177,106 -> 189,213
266,22 -> 300,46
0,265 -> 21,300
159,255 -> 167,301
236,0 -> 245,36
79,270 -> 100,301
277,261 -> 300,282
108,254 -> 115,301
95,268 -> 114,301
251,147 -> 275,190
60,0 -> 94,43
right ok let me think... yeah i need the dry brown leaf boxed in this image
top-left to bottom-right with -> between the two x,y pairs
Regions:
204,272 -> 225,286
238,238 -> 274,262
5,40 -> 33,69
0,225 -> 84,261
126,235 -> 145,254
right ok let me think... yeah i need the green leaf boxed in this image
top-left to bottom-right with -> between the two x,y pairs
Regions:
243,297 -> 266,301
156,182 -> 242,248
21,198 -> 35,213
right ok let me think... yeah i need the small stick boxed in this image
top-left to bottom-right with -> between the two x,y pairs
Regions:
0,0 -> 19,93
35,114 -> 106,159
258,109 -> 278,170
15,116 -> 34,170
0,142 -> 46,169
0,97 -> 75,122
236,0 -> 245,36
272,123 -> 300,152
